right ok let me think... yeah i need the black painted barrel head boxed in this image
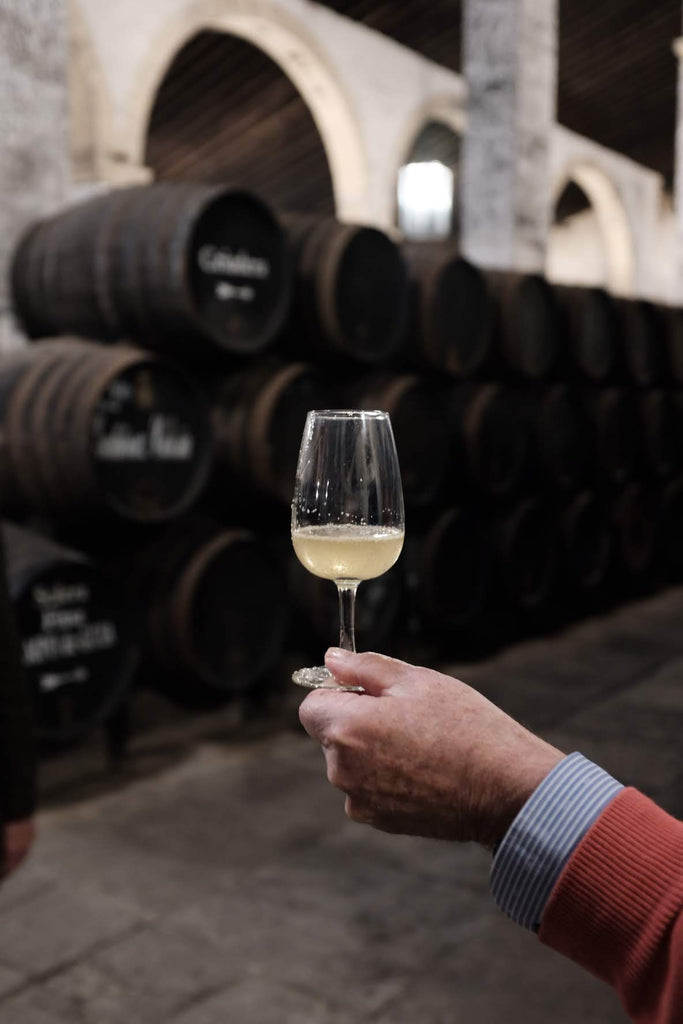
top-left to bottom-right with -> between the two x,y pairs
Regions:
187,190 -> 290,353
640,390 -> 679,479
562,492 -> 610,591
662,306 -> 683,385
612,483 -> 658,576
466,386 -> 527,497
89,360 -> 212,522
660,478 -> 683,574
619,299 -> 663,387
12,560 -> 136,743
418,508 -> 490,629
537,386 -> 589,490
185,534 -> 287,694
569,287 -> 617,381
500,499 -> 556,610
383,380 -> 449,508
504,275 -> 559,379
324,226 -> 408,363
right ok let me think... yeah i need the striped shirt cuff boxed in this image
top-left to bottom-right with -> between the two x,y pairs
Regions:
490,752 -> 623,932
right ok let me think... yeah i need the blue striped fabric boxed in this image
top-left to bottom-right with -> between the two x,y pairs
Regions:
490,752 -> 624,932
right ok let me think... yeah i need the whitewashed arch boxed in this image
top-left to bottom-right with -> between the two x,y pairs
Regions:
71,0 -> 370,220
549,162 -> 637,296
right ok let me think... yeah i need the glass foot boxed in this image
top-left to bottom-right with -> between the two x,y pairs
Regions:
292,666 -> 364,693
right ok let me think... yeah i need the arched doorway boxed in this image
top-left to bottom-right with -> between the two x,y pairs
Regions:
546,165 -> 635,295
145,30 -> 335,216
396,120 -> 460,241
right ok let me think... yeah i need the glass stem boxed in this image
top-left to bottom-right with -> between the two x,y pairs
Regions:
337,583 -> 359,652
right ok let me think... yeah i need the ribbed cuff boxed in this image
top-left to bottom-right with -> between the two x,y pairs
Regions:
539,788 -> 683,991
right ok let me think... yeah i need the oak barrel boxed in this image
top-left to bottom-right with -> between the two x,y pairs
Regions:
450,384 -> 527,497
132,525 -> 288,707
11,185 -> 291,359
3,523 -> 137,743
585,388 -> 641,487
611,483 -> 658,578
528,385 -> 589,491
554,285 -> 617,382
286,216 -> 408,364
0,341 -> 212,522
496,498 -> 556,611
487,272 -> 560,379
614,298 -> 663,387
403,244 -> 494,376
559,492 -> 611,592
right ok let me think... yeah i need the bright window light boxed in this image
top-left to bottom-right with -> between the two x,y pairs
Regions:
397,161 -> 454,240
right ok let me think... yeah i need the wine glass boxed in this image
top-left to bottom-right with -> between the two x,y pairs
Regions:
291,410 -> 405,692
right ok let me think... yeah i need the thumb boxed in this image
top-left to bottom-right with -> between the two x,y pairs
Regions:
325,649 -> 406,696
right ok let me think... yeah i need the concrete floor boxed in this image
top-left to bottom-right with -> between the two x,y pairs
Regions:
4,587 -> 683,1023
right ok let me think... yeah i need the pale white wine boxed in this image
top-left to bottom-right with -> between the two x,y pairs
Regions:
292,524 -> 404,581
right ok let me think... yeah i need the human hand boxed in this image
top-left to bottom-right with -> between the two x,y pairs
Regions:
3,818 -> 35,879
299,649 -> 564,849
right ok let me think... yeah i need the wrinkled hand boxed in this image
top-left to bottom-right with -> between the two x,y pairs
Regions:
3,818 -> 35,879
299,649 -> 564,850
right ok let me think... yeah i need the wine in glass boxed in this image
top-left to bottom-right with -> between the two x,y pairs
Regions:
291,409 -> 404,692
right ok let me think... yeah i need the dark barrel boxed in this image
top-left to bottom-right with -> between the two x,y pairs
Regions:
211,358 -> 337,506
611,483 -> 658,578
553,285 -> 617,382
496,498 -> 556,611
287,555 -> 403,652
613,298 -> 663,387
410,507 -> 491,632
660,477 -> 683,576
348,373 -> 450,508
487,272 -> 560,379
660,305 -> 683,385
528,385 -> 589,491
638,390 -> 680,479
285,216 -> 408,364
131,525 -> 288,707
559,492 -> 611,592
0,340 -> 212,523
11,184 -> 291,360
3,523 -> 138,743
584,388 -> 641,487
403,244 -> 495,376
450,384 -> 527,497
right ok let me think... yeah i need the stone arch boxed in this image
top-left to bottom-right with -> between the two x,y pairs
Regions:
109,0 -> 370,221
549,162 -> 636,294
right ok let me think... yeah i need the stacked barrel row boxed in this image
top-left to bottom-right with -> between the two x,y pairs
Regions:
7,183 -> 683,742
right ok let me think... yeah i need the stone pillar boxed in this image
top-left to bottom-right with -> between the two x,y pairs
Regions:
0,0 -> 69,350
460,0 -> 558,272
673,33 -> 683,302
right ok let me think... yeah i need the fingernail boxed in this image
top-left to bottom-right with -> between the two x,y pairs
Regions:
326,648 -> 353,664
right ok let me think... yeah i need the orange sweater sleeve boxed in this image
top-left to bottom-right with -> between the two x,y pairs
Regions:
539,788 -> 683,1023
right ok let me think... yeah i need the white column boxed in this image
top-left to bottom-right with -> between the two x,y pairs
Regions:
0,0 -> 70,350
460,0 -> 558,272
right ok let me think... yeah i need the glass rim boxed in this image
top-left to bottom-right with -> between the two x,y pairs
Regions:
305,409 -> 389,420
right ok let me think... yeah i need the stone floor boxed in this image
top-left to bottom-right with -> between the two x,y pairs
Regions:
3,587 -> 683,1023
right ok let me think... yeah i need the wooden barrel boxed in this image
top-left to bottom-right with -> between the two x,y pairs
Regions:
661,305 -> 683,385
659,477 -> 683,575
403,244 -> 494,376
554,285 -> 617,382
496,498 -> 556,610
0,341 -> 212,522
487,272 -> 560,379
411,507 -> 491,632
611,483 -> 658,577
212,358 -> 337,506
585,388 -> 641,487
286,216 -> 408,364
451,384 -> 527,497
133,525 -> 288,707
11,185 -> 291,360
638,390 -> 680,479
528,385 -> 589,491
614,298 -> 663,387
348,373 -> 450,508
3,523 -> 138,743
288,554 -> 403,651
559,492 -> 611,592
